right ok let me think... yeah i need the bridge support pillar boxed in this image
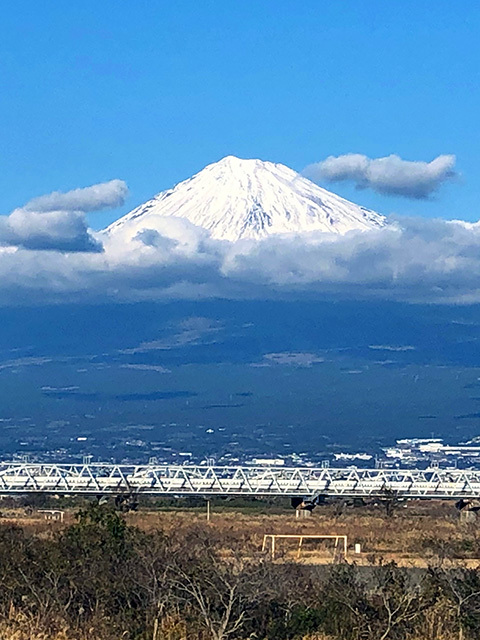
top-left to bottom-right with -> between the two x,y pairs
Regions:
295,508 -> 312,519
460,510 -> 477,524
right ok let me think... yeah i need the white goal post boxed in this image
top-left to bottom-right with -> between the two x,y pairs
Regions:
262,534 -> 348,561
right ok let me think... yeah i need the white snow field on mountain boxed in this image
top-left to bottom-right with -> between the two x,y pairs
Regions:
105,156 -> 386,243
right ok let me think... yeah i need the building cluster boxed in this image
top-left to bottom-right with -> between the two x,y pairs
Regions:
382,438 -> 480,467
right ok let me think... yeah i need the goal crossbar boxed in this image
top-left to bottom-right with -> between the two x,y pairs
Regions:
262,534 -> 348,561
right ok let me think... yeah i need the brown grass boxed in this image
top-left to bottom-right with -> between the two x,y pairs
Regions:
3,499 -> 479,568
121,500 -> 478,567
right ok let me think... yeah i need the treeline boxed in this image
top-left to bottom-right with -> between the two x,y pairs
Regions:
1,505 -> 480,639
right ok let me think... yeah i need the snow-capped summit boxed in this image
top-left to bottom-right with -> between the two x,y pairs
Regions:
106,156 -> 386,242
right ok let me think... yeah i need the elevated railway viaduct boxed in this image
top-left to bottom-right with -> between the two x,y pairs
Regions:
0,463 -> 478,502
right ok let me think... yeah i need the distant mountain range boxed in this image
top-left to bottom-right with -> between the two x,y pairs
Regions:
105,156 -> 386,242
1,300 -> 480,461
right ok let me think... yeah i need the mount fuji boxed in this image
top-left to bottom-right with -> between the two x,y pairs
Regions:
106,156 -> 386,242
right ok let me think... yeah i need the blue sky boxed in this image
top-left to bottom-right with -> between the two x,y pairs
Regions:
1,1 -> 479,230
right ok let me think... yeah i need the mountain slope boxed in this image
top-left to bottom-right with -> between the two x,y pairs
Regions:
106,156 -> 386,242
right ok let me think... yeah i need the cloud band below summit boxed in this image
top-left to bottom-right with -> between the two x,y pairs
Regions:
1,215 -> 480,305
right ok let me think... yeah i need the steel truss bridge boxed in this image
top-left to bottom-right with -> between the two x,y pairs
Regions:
0,463 -> 479,500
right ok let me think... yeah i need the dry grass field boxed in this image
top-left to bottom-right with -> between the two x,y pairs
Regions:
3,498 -> 479,568
125,501 -> 480,567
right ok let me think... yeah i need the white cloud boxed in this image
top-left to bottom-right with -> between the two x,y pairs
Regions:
1,214 -> 480,305
304,154 -> 457,199
23,179 -> 129,213
0,179 -> 128,253
224,217 -> 480,303
0,209 -> 102,252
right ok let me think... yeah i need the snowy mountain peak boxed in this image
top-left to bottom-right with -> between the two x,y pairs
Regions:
106,156 -> 386,242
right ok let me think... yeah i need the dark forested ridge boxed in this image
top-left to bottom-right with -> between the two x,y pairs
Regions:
1,504 -> 480,640
2,300 -> 480,460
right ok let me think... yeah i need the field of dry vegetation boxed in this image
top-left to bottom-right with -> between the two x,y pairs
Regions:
0,498 -> 480,640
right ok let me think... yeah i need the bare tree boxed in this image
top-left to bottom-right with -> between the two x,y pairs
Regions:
429,566 -> 480,640
170,540 -> 273,640
172,563 -> 245,640
371,563 -> 427,640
